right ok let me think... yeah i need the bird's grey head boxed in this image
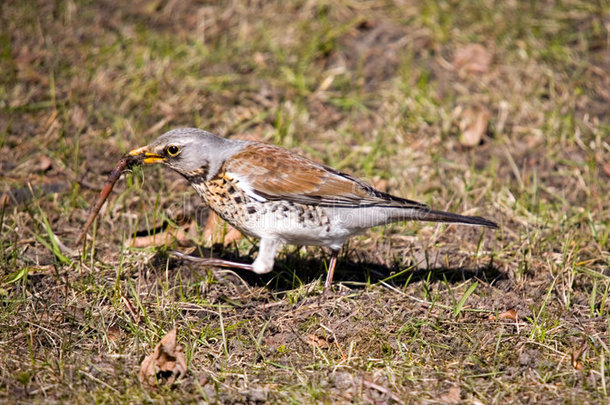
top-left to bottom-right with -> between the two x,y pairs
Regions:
128,128 -> 249,181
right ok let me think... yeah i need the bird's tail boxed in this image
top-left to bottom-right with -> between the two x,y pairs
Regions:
413,208 -> 498,229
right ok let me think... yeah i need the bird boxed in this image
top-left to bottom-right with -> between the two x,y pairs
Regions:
128,128 -> 498,291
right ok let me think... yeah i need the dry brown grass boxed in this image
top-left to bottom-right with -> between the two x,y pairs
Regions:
1,0 -> 609,403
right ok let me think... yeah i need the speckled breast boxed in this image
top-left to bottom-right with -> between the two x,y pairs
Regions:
191,173 -> 334,244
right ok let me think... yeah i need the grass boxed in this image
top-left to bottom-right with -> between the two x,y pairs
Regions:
1,0 -> 609,403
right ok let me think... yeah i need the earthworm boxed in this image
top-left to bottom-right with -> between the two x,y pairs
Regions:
76,153 -> 143,246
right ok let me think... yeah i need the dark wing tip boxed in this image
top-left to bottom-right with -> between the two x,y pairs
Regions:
468,216 -> 499,229
419,209 -> 499,229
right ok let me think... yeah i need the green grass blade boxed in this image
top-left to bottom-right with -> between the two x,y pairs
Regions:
454,281 -> 478,318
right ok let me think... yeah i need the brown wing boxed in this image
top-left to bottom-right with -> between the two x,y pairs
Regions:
224,143 -> 427,209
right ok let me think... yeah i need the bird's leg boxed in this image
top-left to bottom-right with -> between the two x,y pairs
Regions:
323,248 -> 340,293
251,238 -> 282,274
170,238 -> 282,275
170,250 -> 255,271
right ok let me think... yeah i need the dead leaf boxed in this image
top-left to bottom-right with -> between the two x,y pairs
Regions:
253,51 -> 266,67
107,326 -> 121,341
224,227 -> 242,244
138,329 -> 187,389
453,44 -> 492,75
571,339 -> 588,370
603,161 -> 610,177
498,309 -> 518,320
488,309 -> 518,321
203,211 -> 242,245
458,105 -> 490,147
0,193 -> 10,208
43,110 -> 59,132
71,106 -> 87,129
38,155 -> 53,172
129,221 -> 197,248
438,386 -> 461,404
129,211 -> 242,248
202,212 -> 220,240
306,334 -> 331,349
129,230 -> 174,248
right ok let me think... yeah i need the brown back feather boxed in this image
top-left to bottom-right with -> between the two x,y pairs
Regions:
224,143 -> 427,209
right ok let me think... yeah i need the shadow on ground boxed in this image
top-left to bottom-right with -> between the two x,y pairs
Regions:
152,244 -> 505,293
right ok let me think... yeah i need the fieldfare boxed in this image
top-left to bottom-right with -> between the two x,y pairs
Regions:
128,128 -> 498,290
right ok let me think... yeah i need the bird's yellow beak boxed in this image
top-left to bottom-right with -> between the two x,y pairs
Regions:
128,146 -> 165,164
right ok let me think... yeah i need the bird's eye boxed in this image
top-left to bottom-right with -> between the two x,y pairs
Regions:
166,145 -> 181,157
